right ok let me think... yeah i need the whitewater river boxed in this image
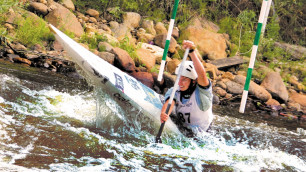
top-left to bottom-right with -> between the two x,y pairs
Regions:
0,61 -> 305,171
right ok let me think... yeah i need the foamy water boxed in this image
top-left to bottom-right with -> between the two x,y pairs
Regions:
0,73 -> 305,171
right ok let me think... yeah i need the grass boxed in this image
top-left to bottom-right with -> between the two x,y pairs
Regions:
15,16 -> 54,47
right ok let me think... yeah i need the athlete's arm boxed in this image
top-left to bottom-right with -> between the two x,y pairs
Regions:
182,40 -> 209,87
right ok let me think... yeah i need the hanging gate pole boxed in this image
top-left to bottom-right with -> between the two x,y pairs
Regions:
157,0 -> 179,81
239,0 -> 272,113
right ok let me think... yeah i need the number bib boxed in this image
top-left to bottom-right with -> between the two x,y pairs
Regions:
175,91 -> 213,132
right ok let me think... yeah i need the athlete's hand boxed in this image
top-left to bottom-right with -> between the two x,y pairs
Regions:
160,112 -> 169,123
182,40 -> 196,51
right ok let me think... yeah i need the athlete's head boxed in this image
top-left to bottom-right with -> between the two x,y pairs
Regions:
175,61 -> 197,91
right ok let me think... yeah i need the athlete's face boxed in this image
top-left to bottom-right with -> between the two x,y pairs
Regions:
178,76 -> 191,91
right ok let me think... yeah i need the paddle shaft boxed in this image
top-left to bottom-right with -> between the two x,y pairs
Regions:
155,48 -> 190,143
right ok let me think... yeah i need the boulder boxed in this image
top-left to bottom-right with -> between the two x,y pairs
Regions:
29,2 -> 48,15
141,19 -> 156,35
274,42 -> 306,60
60,0 -> 75,11
260,72 -> 289,102
214,87 -> 227,97
112,47 -> 136,72
97,52 -> 115,65
166,58 -> 180,74
136,48 -> 156,70
224,80 -> 243,94
98,42 -> 113,52
172,27 -> 179,39
139,42 -> 165,60
265,99 -> 280,106
288,76 -> 305,92
289,90 -> 306,107
122,12 -> 141,29
180,17 -> 228,60
154,34 -> 177,53
45,3 -> 84,37
131,72 -> 154,88
86,9 -> 99,18
234,75 -> 272,102
137,28 -> 155,43
112,23 -> 135,44
155,22 -> 167,35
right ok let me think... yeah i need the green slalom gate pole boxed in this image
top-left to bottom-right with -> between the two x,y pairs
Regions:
239,0 -> 272,113
157,0 -> 179,82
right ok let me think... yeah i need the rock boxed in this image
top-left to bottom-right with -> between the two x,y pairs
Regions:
13,57 -> 31,65
97,23 -> 112,34
122,12 -> 141,29
131,72 -> 154,88
288,76 -> 305,91
222,72 -> 235,80
4,23 -> 14,32
172,27 -> 179,39
260,72 -> 289,102
216,80 -> 227,90
51,39 -> 63,51
88,17 -> 97,23
112,47 -> 136,72
85,9 -> 99,18
136,48 -> 156,70
11,43 -> 27,51
60,0 -> 75,11
137,28 -> 155,43
155,22 -> 167,35
45,3 -> 84,37
214,87 -> 227,97
98,42 -> 113,52
213,93 -> 220,104
97,52 -> 115,65
139,42 -> 166,60
154,34 -> 177,53
234,75 -> 272,102
289,90 -> 306,107
180,17 -> 228,60
224,80 -> 243,94
29,2 -> 48,15
109,21 -> 119,30
265,99 -> 280,106
141,20 -> 156,35
166,58 -> 180,74
274,42 -> 306,60
112,23 -> 135,44
101,33 -> 119,44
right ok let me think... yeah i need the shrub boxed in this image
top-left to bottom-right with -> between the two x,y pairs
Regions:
79,32 -> 107,50
15,16 -> 53,47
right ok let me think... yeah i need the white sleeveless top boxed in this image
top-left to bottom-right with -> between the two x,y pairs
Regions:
175,89 -> 213,132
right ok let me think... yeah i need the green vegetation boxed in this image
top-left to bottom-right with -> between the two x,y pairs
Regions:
0,0 -> 17,14
79,32 -> 107,50
116,36 -> 141,65
0,1 -> 54,48
15,16 -> 54,47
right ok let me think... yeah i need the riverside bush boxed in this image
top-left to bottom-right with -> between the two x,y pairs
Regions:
15,16 -> 53,47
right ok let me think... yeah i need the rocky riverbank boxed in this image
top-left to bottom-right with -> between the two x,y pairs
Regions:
1,0 -> 305,126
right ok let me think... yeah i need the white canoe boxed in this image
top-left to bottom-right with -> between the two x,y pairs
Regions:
49,24 -> 180,134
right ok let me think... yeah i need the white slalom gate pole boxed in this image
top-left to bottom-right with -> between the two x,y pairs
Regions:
261,0 -> 273,36
239,0 -> 271,113
157,0 -> 179,82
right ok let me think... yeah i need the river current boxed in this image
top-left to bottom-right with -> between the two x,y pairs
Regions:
0,61 -> 305,171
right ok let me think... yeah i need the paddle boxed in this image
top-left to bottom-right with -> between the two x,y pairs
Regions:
155,48 -> 190,143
